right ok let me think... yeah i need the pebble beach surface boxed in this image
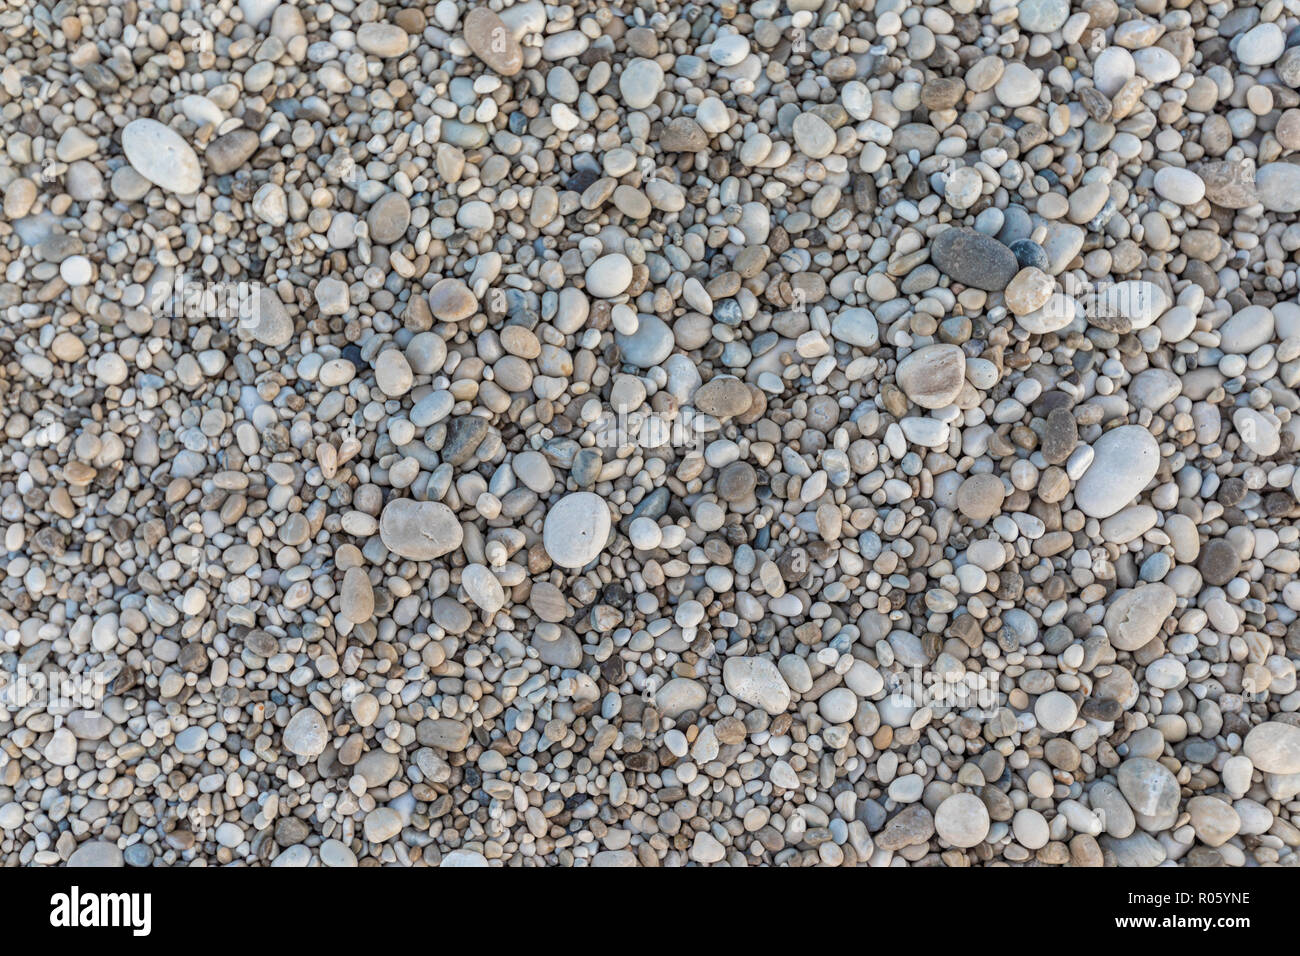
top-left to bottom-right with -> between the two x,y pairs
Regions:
2,0 -> 1300,869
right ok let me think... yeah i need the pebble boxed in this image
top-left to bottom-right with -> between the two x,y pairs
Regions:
1243,722 -> 1300,774
206,128 -> 260,175
620,59 -> 664,110
1017,0 -> 1069,34
1153,168 -> 1205,207
462,8 -> 523,76
428,278 -> 478,321
586,254 -> 633,298
283,708 -> 329,758
1255,163 -> 1300,213
1104,583 -> 1177,651
896,344 -> 966,409
1072,426 -> 1159,518
1236,23 -> 1285,66
934,793 -> 990,848
6,0 -> 1297,874
930,227 -> 1019,291
121,119 -> 202,194
379,499 -> 463,559
722,657 -> 792,715
792,113 -> 836,159
543,492 -> 611,568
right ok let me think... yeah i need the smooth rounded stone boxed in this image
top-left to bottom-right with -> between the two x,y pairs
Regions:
4,177 -> 36,218
722,657 -> 792,715
1017,292 -> 1079,334
314,277 -> 350,315
1013,809 -> 1051,851
685,100 -> 727,141
615,314 -> 674,367
844,660 -> 884,698
1186,797 -> 1240,848
462,564 -> 505,613
655,677 -> 707,718
428,278 -> 478,321
363,807 -> 403,843
121,119 -> 202,194
463,7 -> 523,75
44,728 -> 77,766
379,499 -> 463,560
60,255 -> 92,286
896,344 -> 966,409
1073,425 -> 1159,518
367,192 -> 411,244
619,58 -> 664,109
1132,47 -> 1179,83
1009,238 -> 1049,271
1004,267 -> 1054,317
373,348 -> 413,397
716,461 -> 757,501
512,450 -> 555,493
433,596 -> 474,634
1254,163 -> 1300,213
282,707 -> 329,758
1217,305 -> 1274,354
900,417 -> 949,447
819,687 -> 858,724
1093,47 -> 1135,98
356,22 -> 408,57
543,492 -> 611,568
934,793 -> 991,848
320,839 -> 359,867
66,711 -> 112,740
340,566 -> 374,623
1092,281 -> 1169,331
709,32 -> 750,66
205,128 -> 260,175
1017,0 -> 1068,33
1035,690 -> 1078,733
930,227 -> 1019,291
1069,182 -> 1112,224
792,112 -> 836,159
1197,538 -> 1241,586
1233,408 -> 1280,456
956,474 -> 1005,520
1103,583 -> 1177,651
1040,408 -> 1077,466
591,850 -> 638,867
1103,832 -> 1167,867
1243,722 -> 1300,774
440,849 -> 490,867
1116,757 -> 1180,822
994,63 -> 1042,108
1128,368 -> 1181,411
830,307 -> 878,347
944,166 -> 983,209
67,841 -> 125,867
687,831 -> 725,864
1236,22 -> 1284,66
693,377 -> 751,418
1101,505 -> 1158,546
1153,167 -> 1205,206
585,254 -> 633,297
1145,657 -> 1186,690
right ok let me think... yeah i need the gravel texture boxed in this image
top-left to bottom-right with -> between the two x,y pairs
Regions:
1,0 -> 1300,869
